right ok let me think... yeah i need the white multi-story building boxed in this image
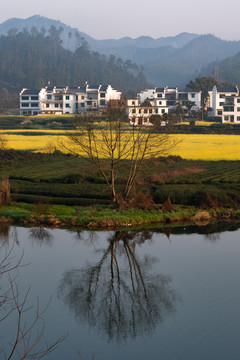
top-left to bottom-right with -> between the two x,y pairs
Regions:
20,84 -> 122,115
137,86 -> 201,111
207,85 -> 240,123
126,98 -> 169,125
127,86 -> 201,125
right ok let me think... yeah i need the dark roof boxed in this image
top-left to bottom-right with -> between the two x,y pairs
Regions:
156,88 -> 164,92
21,89 -> 40,95
66,87 -> 80,94
78,87 -> 87,93
88,85 -> 99,90
217,86 -> 238,93
100,85 -> 108,92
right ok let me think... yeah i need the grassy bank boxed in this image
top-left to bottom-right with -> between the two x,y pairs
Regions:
0,202 -> 239,229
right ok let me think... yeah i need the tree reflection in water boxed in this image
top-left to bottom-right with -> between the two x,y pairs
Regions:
29,227 -> 53,246
58,230 -> 179,342
0,222 -> 10,244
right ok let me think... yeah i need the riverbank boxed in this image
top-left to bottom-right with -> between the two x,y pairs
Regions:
0,202 -> 240,230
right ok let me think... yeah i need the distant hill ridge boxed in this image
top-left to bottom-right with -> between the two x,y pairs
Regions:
1,15 -> 240,88
0,15 -> 198,51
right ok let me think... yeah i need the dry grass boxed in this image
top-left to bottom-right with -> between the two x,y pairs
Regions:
0,177 -> 11,204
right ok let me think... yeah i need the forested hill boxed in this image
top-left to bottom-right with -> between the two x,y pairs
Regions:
0,29 -> 149,95
204,51 -> 240,85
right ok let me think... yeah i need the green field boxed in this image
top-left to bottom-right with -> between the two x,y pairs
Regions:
1,150 -> 240,208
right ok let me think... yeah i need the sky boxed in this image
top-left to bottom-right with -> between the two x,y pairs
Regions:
1,0 -> 240,41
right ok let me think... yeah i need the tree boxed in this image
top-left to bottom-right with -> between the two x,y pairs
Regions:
186,76 -> 220,119
175,102 -> 184,123
0,242 -> 66,359
61,107 -> 179,203
59,230 -> 178,342
184,100 -> 195,117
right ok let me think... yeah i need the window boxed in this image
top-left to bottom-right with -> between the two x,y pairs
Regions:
144,109 -> 148,113
21,103 -> 29,107
237,117 -> 240,121
55,103 -> 59,108
162,109 -> 165,114
31,96 -> 38,100
191,93 -> 195,98
219,102 -> 224,106
100,93 -> 105,98
157,94 -> 162,98
22,96 -> 29,100
224,116 -> 229,121
81,103 -> 85,107
155,109 -> 158,114
100,100 -> 106,106
219,94 -> 225,98
65,103 -> 70,108
81,96 -> 85,100
224,106 -> 234,112
217,110 -> 222,115
159,101 -> 162,105
66,96 -> 70,100
149,109 -> 152,114
87,101 -> 92,106
132,109 -> 136,113
47,95 -> 52,100
31,103 -> 39,107
237,99 -> 240,103
139,109 -> 142,114
237,107 -> 240,112
132,101 -> 135,105
46,104 -> 49,108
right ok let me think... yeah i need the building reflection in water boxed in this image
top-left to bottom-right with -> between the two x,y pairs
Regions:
58,230 -> 179,342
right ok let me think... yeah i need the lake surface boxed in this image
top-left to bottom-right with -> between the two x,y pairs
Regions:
1,222 -> 240,360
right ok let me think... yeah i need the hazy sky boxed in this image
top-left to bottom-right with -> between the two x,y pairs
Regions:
1,0 -> 240,40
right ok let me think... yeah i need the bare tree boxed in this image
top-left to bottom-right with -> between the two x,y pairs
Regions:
58,230 -> 179,342
0,243 -> 66,359
61,107 -> 179,203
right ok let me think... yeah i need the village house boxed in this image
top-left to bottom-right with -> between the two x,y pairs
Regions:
127,86 -> 201,125
19,84 -> 122,115
208,85 -> 240,124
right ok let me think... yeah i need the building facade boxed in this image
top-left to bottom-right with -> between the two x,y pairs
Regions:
208,86 -> 240,123
20,84 -> 122,115
127,86 -> 201,125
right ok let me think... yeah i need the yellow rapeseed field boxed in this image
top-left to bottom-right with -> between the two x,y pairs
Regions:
0,130 -> 240,160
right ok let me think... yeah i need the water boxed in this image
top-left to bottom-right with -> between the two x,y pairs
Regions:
1,223 -> 240,360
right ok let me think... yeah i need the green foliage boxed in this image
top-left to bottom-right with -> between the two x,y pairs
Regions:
0,30 -> 149,98
0,151 -> 240,207
186,76 -> 219,104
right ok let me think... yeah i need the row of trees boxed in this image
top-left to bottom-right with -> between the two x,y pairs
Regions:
0,28 -> 149,97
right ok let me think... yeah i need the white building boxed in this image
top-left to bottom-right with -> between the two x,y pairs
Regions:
137,86 -> 201,112
127,86 -> 201,125
20,84 -> 122,115
208,86 -> 240,123
126,98 -> 168,125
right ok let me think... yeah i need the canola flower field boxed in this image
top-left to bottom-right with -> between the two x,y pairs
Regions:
0,130 -> 240,160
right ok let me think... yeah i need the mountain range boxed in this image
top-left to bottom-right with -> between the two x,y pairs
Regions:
1,15 -> 240,88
